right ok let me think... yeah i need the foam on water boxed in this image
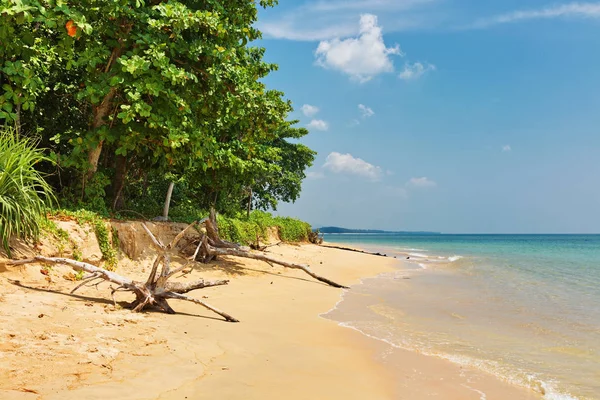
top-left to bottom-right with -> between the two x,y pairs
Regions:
323,233 -> 600,400
408,252 -> 429,258
329,315 -> 579,400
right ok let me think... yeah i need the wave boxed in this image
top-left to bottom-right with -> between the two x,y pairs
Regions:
408,252 -> 429,258
334,319 -> 579,400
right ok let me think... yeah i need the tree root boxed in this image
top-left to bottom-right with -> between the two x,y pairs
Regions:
6,209 -> 348,322
7,220 -> 239,322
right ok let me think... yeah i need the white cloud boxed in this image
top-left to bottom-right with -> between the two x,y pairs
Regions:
469,3 -> 600,29
407,177 -> 437,188
358,104 -> 375,118
259,20 -> 357,42
258,0 -> 439,41
399,62 -> 436,80
324,152 -> 383,181
315,14 -> 403,82
502,145 -> 512,152
310,0 -> 437,13
301,104 -> 320,117
307,119 -> 329,131
349,119 -> 361,127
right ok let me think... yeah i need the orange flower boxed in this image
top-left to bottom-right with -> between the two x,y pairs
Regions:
65,20 -> 77,37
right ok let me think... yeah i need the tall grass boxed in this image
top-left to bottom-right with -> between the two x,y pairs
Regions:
0,127 -> 55,256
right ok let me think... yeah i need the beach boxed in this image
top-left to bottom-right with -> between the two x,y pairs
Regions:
1,240 -> 542,399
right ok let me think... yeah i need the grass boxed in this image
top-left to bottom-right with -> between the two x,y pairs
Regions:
0,127 -> 55,256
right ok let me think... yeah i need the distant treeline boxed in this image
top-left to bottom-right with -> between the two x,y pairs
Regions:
317,227 -> 441,235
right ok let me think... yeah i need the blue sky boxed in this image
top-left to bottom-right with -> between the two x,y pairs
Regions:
256,1 -> 600,233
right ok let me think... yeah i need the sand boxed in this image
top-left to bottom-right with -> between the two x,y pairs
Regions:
0,239 -> 542,399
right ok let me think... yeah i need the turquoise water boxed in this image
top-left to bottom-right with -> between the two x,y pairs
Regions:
323,234 -> 600,400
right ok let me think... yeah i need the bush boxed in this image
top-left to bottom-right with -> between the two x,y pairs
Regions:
0,127 -> 55,256
217,211 -> 311,245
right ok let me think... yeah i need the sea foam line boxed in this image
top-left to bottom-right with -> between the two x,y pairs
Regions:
332,319 -> 579,400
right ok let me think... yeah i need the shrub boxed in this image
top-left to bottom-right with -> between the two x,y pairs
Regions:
0,127 -> 55,256
216,211 -> 312,245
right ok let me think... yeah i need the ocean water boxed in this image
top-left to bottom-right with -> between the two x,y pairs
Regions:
322,234 -> 600,400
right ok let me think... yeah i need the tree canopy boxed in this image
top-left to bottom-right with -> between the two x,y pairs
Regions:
0,0 -> 315,216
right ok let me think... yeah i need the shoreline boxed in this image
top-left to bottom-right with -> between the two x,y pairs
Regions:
1,242 -> 542,399
319,243 -> 543,400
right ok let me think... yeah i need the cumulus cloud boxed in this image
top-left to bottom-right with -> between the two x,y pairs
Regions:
324,152 -> 383,181
307,119 -> 329,131
502,145 -> 512,152
398,62 -> 436,80
469,3 -> 600,29
407,177 -> 437,188
315,14 -> 403,82
358,104 -> 375,118
301,104 -> 320,117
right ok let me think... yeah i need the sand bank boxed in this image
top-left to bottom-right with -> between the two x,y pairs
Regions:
1,241 -> 541,399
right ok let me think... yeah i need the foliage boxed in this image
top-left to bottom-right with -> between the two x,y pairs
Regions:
50,209 -> 119,270
217,211 -> 311,246
0,127 -> 55,256
39,217 -> 72,255
0,0 -> 317,237
1,0 -> 307,209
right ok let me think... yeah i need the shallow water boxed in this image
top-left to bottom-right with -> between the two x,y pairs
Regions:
322,234 -> 600,400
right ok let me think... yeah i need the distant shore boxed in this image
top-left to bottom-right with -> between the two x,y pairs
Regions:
1,242 -> 541,399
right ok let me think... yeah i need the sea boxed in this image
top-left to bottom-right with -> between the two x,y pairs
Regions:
321,234 -> 600,400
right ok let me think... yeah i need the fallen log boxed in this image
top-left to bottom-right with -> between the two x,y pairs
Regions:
206,245 -> 348,289
197,209 -> 348,289
7,220 -> 238,322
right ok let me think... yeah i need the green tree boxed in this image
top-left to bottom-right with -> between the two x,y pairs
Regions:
1,0 -> 315,215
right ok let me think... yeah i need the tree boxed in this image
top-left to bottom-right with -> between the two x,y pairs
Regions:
1,1 -> 317,217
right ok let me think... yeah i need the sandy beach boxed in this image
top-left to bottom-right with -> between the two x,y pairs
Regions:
0,229 -> 542,399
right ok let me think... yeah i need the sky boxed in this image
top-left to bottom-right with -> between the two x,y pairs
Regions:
256,1 -> 600,234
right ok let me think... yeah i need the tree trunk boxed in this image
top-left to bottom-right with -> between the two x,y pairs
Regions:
86,87 -> 117,180
112,154 -> 128,210
163,182 -> 175,221
85,35 -> 128,181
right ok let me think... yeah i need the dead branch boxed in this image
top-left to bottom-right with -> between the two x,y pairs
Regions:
195,208 -> 348,289
206,245 -> 348,289
6,221 -> 238,322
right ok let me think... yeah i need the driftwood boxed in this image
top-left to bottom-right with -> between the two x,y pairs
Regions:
6,209 -> 348,322
320,244 -> 388,257
196,211 -> 348,289
7,221 -> 238,322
